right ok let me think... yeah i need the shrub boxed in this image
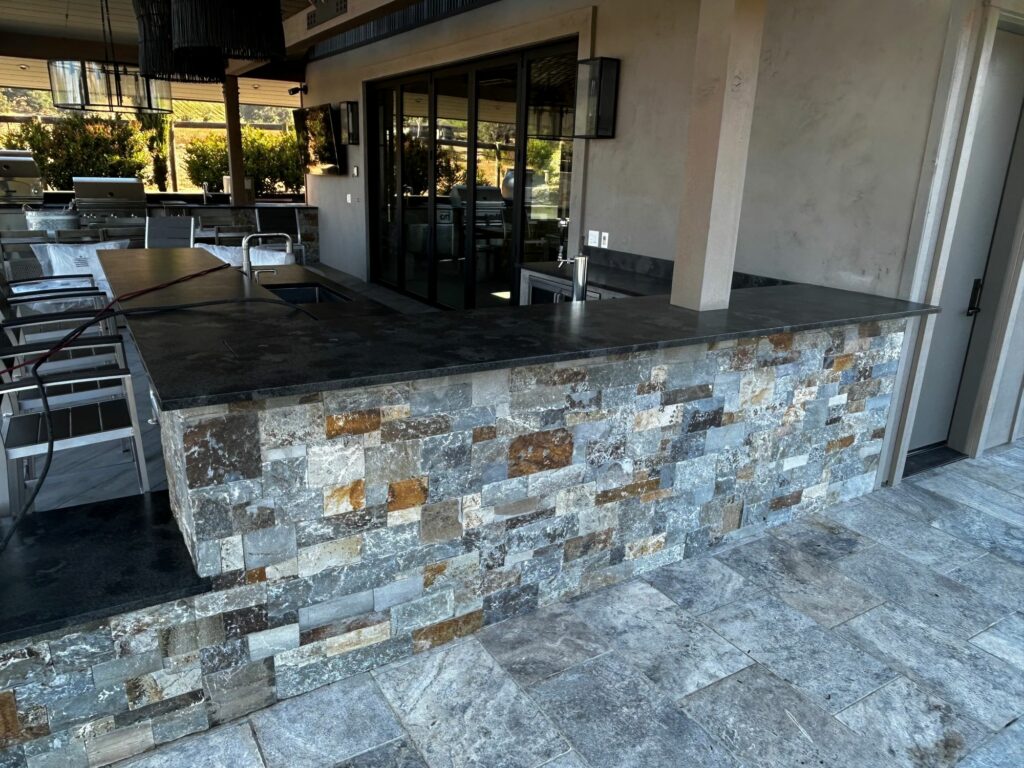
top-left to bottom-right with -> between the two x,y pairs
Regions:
183,127 -> 304,196
5,115 -> 149,190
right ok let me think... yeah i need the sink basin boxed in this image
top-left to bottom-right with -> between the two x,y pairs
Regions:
265,283 -> 351,304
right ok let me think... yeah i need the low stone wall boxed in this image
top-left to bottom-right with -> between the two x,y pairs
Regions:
0,319 -> 905,766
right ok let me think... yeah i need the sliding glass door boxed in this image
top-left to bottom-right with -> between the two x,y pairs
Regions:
368,41 -> 577,308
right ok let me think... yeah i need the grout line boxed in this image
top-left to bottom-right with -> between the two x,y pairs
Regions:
245,719 -> 271,768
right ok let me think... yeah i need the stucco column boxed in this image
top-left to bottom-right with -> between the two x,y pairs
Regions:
671,0 -> 766,311
223,75 -> 250,205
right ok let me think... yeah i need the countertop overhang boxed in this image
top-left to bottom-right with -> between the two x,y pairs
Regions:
101,248 -> 938,411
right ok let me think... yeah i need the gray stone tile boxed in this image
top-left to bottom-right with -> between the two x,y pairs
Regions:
914,474 -> 1024,529
827,495 -> 987,572
839,603 -> 1024,730
373,639 -> 567,768
119,723 -> 264,767
537,752 -> 589,768
835,676 -> 987,768
702,593 -> 896,712
946,458 -> 1024,494
683,664 -> 890,768
249,673 -> 403,768
642,557 -> 763,616
971,613 -> 1024,669
958,717 -> 1024,767
714,535 -> 882,627
531,652 -> 738,768
571,580 -> 751,701
834,546 -> 1012,638
948,554 -> 1024,612
767,515 -> 873,562
335,738 -> 427,768
477,603 -> 610,688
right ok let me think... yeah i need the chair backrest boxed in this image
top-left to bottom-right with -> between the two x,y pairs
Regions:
145,216 -> 195,248
256,207 -> 300,240
55,229 -> 103,243
99,226 -> 146,248
0,230 -> 49,244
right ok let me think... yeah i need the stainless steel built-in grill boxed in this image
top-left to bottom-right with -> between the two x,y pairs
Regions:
0,151 -> 44,206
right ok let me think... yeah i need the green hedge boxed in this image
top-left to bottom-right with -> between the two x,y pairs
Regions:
183,127 -> 304,196
6,115 -> 149,191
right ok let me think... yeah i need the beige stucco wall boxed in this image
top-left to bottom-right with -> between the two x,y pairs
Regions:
304,0 -> 698,278
735,0 -> 955,296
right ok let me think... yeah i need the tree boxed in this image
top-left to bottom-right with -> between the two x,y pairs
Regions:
139,113 -> 170,192
182,127 -> 304,196
6,115 -> 149,190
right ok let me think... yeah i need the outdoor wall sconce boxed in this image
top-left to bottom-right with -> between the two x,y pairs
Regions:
338,101 -> 360,146
574,57 -> 620,139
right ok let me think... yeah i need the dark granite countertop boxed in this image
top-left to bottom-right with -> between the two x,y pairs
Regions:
101,248 -> 937,411
521,261 -> 671,296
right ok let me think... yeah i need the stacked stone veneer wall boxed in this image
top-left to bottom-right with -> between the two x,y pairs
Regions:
0,319 -> 905,766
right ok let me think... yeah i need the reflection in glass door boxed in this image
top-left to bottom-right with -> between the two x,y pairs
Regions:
368,41 -> 577,308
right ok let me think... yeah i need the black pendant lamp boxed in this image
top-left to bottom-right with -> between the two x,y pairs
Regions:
171,0 -> 286,62
133,0 -> 226,83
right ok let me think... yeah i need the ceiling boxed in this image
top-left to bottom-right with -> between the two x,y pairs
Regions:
0,0 -> 310,44
0,0 -> 304,106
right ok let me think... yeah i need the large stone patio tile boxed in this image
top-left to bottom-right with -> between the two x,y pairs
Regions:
643,556 -> 763,616
834,546 -> 1012,638
835,675 -> 987,768
913,474 -> 1024,528
970,613 -> 1024,669
335,738 -> 427,768
958,718 -> 1024,767
827,495 -> 986,572
536,752 -> 589,768
948,554 -> 1024,612
570,580 -> 751,701
373,639 -> 567,768
531,652 -> 738,768
683,664 -> 890,768
713,535 -> 882,627
767,515 -> 874,562
702,592 -> 896,712
119,723 -> 264,767
249,673 -> 403,768
477,603 -> 610,688
839,603 -> 1024,730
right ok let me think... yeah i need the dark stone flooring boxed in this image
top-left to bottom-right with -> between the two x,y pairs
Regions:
0,491 -> 209,643
117,441 -> 1024,768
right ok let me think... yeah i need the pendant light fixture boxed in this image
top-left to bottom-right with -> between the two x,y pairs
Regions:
133,0 -> 226,84
170,0 -> 286,62
48,0 -> 172,114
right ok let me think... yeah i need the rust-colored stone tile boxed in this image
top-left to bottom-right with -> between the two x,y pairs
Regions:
244,567 -> 267,584
769,490 -> 804,511
387,477 -> 428,511
595,479 -> 660,505
564,528 -> 614,562
859,321 -> 882,338
549,368 -> 587,386
472,425 -> 497,443
768,332 -> 794,350
871,427 -> 886,440
412,610 -> 484,653
423,562 -> 448,588
508,428 -> 573,478
0,690 -> 21,746
636,381 -> 663,396
827,354 -> 856,371
326,409 -> 381,438
325,479 -> 366,516
827,435 -> 856,453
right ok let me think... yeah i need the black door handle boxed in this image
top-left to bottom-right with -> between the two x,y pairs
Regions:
967,278 -> 983,317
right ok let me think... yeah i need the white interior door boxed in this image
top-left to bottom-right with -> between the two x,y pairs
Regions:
910,29 -> 1024,451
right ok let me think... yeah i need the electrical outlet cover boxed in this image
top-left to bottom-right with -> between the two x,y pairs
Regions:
600,232 -> 609,248
587,230 -> 600,247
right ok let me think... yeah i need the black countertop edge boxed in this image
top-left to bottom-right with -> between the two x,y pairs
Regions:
100,249 -> 937,411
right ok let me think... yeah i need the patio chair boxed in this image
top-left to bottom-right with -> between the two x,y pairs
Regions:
0,231 -> 49,282
55,230 -> 104,244
145,216 -> 195,248
98,225 -> 145,248
0,290 -> 114,347
256,207 -> 306,261
0,336 -> 149,513
197,210 -> 254,246
1,334 -> 126,410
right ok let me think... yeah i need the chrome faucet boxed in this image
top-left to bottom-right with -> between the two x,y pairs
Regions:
241,232 -> 293,279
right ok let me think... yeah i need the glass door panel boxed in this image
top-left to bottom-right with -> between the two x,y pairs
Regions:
474,64 -> 518,308
435,74 -> 470,309
524,52 -> 576,264
401,81 -> 430,299
374,87 -> 400,285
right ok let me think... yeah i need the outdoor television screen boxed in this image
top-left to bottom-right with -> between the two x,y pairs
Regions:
294,105 -> 344,176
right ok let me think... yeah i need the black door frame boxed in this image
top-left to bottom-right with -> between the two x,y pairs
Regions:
365,38 -> 577,309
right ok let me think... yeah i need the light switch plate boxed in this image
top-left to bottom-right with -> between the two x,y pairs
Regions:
587,230 -> 600,247
352,166 -> 359,177
600,232 -> 609,248
346,193 -> 352,204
